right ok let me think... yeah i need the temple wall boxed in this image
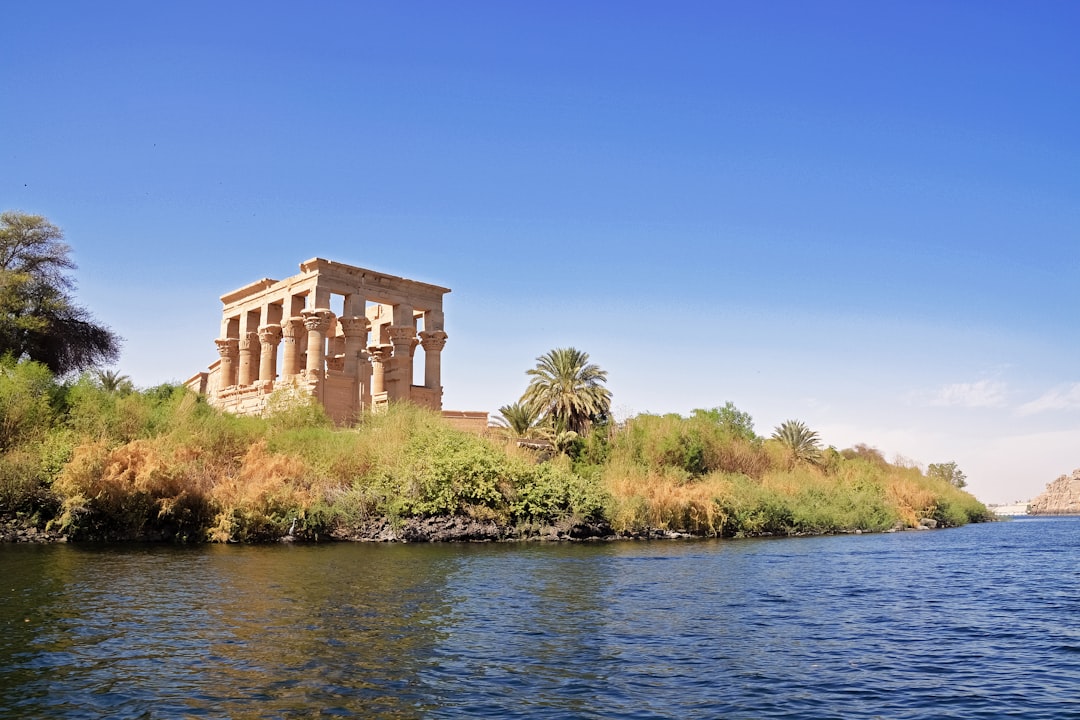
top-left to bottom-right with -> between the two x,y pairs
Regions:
193,258 -> 479,428
323,374 -> 358,425
441,411 -> 491,434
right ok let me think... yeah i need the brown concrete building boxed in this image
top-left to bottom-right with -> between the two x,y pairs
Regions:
186,258 -> 486,430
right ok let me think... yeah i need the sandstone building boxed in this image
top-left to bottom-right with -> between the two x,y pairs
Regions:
186,258 -> 486,430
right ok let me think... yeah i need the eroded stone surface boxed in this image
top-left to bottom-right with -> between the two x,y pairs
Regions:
1028,468 -> 1080,515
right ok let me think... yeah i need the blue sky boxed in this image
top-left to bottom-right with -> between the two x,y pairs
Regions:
3,1 -> 1078,503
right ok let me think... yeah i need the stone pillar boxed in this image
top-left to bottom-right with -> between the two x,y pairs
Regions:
215,337 -> 239,389
408,337 -> 420,387
341,317 -> 371,412
281,317 -> 305,377
387,325 -> 416,401
237,332 -> 258,386
339,316 -> 369,376
257,324 -> 282,384
419,330 -> 448,392
302,309 -> 334,380
369,345 -> 392,397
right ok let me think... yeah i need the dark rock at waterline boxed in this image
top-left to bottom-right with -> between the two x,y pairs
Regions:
330,516 -> 614,543
1,515 -> 66,543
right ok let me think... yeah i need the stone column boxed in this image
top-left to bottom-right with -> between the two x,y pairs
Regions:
215,337 -> 239,389
302,309 -> 334,380
281,317 -> 305,378
340,317 -> 371,412
339,316 -> 369,375
387,325 -> 416,401
368,344 -> 392,396
419,330 -> 448,392
257,324 -> 282,384
237,332 -> 258,386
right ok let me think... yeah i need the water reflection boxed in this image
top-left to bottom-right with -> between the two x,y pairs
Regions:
2,520 -> 1079,719
2,543 -> 462,719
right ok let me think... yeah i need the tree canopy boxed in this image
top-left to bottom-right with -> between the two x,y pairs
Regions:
691,401 -> 757,442
521,347 -> 611,435
492,400 -> 543,440
0,212 -> 120,374
771,419 -> 822,464
927,461 -> 967,489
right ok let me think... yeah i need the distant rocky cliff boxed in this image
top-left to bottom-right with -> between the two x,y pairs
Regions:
1028,469 -> 1080,515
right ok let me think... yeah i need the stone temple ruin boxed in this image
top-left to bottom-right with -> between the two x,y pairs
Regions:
185,258 -> 487,431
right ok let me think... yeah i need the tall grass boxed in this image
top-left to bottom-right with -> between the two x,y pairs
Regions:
0,362 -> 992,541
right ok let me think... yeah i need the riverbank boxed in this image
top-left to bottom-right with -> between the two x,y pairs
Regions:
0,510 -> 957,544
0,375 -> 992,543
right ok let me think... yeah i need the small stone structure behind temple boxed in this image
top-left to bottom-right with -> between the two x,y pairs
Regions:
185,258 -> 487,431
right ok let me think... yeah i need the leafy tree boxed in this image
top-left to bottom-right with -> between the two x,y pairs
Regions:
691,401 -> 757,441
0,211 -> 120,374
927,461 -> 967,489
521,347 -> 612,435
841,443 -> 887,465
771,419 -> 822,464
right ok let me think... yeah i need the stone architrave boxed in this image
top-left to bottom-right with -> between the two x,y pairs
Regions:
386,325 -> 416,400
281,317 -> 305,377
215,337 -> 240,388
257,324 -> 282,384
301,309 -> 335,380
419,330 -> 448,391
237,332 -> 259,386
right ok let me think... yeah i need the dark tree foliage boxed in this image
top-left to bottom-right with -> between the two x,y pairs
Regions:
0,211 -> 120,374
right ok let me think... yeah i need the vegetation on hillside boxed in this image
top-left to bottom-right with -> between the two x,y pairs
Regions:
0,356 -> 991,543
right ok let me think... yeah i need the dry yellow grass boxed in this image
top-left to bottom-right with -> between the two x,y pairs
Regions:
602,459 -> 733,534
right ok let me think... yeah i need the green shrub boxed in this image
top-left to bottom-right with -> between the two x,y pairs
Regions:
0,358 -> 57,451
510,461 -> 608,523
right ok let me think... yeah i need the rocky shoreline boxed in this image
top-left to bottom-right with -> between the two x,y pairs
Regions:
1,515 -> 67,543
1028,468 -> 1080,515
2,512 -> 950,544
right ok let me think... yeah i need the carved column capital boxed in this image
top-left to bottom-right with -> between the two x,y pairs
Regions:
215,337 -> 239,358
368,345 -> 393,364
301,308 -> 334,333
258,324 -> 282,347
282,316 -> 305,338
419,330 -> 448,353
387,325 -> 416,352
339,316 -> 370,339
238,331 -> 258,351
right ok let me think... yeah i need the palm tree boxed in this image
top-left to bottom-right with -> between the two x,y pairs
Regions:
492,401 -> 543,440
771,419 -> 822,464
95,368 -> 132,394
521,347 -> 611,435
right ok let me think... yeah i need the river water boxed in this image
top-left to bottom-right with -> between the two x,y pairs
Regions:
2,517 -> 1078,719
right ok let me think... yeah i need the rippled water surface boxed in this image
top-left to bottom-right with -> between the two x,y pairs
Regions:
2,518 -> 1079,719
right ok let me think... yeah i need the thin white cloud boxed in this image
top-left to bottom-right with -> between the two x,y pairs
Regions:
928,380 -> 1008,408
1016,383 -> 1080,416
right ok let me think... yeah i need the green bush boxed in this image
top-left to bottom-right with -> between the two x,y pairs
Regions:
0,358 -> 57,451
510,461 -> 608,523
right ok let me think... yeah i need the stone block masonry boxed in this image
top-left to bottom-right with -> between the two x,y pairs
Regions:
186,258 -> 484,428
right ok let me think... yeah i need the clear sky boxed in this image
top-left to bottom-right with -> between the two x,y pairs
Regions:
3,1 -> 1078,504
